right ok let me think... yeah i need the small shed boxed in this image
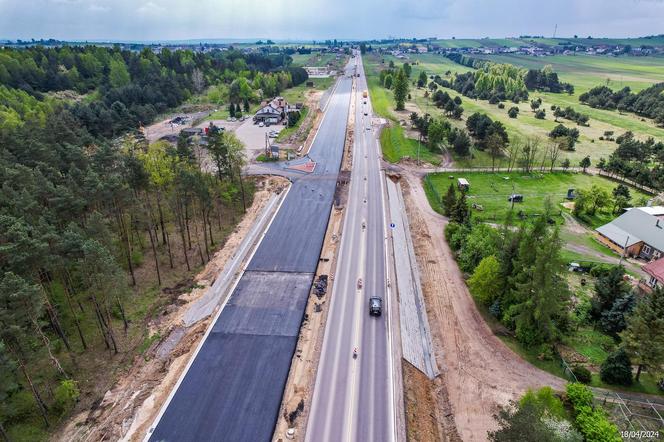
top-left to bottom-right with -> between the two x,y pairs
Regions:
269,144 -> 280,159
457,178 -> 470,191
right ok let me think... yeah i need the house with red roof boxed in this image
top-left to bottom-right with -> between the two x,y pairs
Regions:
642,257 -> 664,291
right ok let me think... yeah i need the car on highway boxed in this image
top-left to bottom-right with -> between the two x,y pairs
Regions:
357,278 -> 363,289
364,111 -> 368,116
369,296 -> 382,316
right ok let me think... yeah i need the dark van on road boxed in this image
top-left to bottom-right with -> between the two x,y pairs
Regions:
369,296 -> 382,316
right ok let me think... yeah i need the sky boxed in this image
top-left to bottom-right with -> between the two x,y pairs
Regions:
1,0 -> 664,42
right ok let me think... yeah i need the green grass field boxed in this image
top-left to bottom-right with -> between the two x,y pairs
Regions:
363,55 -> 444,165
427,36 -> 664,50
380,53 -> 664,166
380,125 -> 440,165
424,171 -> 648,223
280,76 -> 334,104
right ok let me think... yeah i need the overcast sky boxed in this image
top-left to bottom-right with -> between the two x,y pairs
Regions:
1,0 -> 664,41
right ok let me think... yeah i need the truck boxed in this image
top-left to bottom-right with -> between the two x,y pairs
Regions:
362,90 -> 368,98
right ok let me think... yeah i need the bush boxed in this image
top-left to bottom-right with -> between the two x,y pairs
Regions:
468,255 -> 501,305
508,107 -> 519,118
600,348 -> 633,386
572,366 -> 592,384
520,386 -> 566,419
535,109 -> 546,119
588,263 -> 614,278
498,103 -> 505,109
566,382 -> 593,409
444,222 -> 469,252
574,405 -> 621,442
54,379 -> 80,414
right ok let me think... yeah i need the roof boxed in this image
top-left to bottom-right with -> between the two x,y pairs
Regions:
255,105 -> 280,116
644,257 -> 664,282
626,206 -> 664,216
457,178 -> 470,186
596,208 -> 664,251
596,223 -> 642,248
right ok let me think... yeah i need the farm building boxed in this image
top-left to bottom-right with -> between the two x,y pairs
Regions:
457,178 -> 470,191
595,207 -> 664,260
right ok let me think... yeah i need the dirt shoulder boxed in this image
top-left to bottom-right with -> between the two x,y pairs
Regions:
55,175 -> 290,442
398,170 -> 565,441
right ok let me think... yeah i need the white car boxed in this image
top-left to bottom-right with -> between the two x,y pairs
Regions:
258,121 -> 265,127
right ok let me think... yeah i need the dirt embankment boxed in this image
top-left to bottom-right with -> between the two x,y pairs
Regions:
55,176 -> 290,442
398,171 -> 565,441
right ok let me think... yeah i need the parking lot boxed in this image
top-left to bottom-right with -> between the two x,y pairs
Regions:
234,119 -> 284,159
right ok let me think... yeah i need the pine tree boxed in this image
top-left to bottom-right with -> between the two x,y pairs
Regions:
393,68 -> 409,111
450,192 -> 470,225
621,286 -> 664,381
443,183 -> 456,217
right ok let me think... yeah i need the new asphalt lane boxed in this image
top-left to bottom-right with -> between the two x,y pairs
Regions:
147,63 -> 353,442
305,53 -> 394,442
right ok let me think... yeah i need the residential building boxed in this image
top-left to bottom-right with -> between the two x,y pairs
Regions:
642,257 -> 664,290
595,208 -> 664,260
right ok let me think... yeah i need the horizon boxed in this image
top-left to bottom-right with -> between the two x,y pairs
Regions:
2,0 -> 664,42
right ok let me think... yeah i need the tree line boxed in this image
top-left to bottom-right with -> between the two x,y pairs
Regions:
598,130 -> 664,189
443,54 -> 572,102
579,83 -> 664,126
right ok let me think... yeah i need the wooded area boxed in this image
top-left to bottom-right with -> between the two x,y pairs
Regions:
0,45 -> 304,439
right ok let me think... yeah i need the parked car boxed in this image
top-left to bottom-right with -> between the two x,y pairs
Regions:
369,296 -> 382,316
258,121 -> 265,127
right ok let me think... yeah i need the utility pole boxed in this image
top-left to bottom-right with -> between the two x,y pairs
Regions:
619,235 -> 630,266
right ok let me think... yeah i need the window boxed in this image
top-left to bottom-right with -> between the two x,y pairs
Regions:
643,244 -> 652,255
649,276 -> 659,288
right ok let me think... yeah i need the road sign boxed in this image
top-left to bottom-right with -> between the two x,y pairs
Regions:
389,222 -> 396,229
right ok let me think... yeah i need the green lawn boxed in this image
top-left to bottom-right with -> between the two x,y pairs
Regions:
424,171 -> 648,223
275,106 -> 309,142
364,54 -> 443,165
380,125 -> 440,165
281,77 -> 334,104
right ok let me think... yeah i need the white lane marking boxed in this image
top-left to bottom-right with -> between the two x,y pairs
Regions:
344,219 -> 367,442
307,73 -> 358,442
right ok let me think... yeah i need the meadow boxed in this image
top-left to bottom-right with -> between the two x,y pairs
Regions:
423,171 -> 649,223
372,53 -> 664,166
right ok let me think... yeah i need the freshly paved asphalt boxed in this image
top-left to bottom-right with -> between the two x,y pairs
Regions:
147,66 -> 352,442
306,53 -> 394,442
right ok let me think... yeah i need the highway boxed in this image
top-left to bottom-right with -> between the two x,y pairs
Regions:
146,62 -> 353,442
306,52 -> 395,442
